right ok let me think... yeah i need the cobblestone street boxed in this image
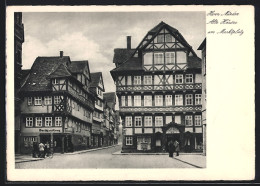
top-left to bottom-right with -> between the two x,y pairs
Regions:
15,145 -> 206,169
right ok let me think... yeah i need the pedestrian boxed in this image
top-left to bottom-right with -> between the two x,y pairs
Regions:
168,140 -> 174,158
174,140 -> 180,156
45,141 -> 50,157
32,142 -> 39,158
38,142 -> 45,158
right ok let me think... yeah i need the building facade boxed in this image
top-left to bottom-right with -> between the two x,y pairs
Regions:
198,38 -> 206,156
19,52 -> 95,153
111,22 -> 203,153
14,12 -> 25,153
90,72 -> 105,147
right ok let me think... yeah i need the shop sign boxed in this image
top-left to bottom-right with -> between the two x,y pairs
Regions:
38,128 -> 62,133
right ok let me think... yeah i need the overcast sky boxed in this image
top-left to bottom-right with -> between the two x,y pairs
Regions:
22,12 -> 205,101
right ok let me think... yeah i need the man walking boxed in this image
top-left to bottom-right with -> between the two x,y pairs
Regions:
173,140 -> 180,156
38,142 -> 45,158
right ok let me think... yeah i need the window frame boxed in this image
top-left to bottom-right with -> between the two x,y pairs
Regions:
194,115 -> 202,126
175,94 -> 183,106
157,34 -> 164,43
27,97 -> 33,106
165,52 -> 175,64
185,115 -> 193,126
125,136 -> 133,145
144,95 -> 152,106
175,74 -> 183,84
55,117 -> 62,127
154,53 -> 164,64
121,96 -> 125,107
144,75 -> 152,85
185,94 -> 193,105
35,117 -> 42,127
155,116 -> 163,127
195,94 -> 202,105
134,95 -> 141,106
144,116 -> 152,127
45,117 -> 52,127
127,96 -> 132,107
165,95 -> 172,106
44,96 -> 52,105
135,116 -> 142,127
34,96 -> 42,106
165,34 -> 173,42
155,95 -> 163,106
26,117 -> 33,127
125,116 -> 132,127
134,76 -> 141,85
185,74 -> 193,84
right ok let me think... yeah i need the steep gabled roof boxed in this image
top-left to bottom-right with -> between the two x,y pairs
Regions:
68,60 -> 89,73
187,56 -> 201,69
113,48 -> 135,65
198,38 -> 206,50
104,92 -> 116,109
48,63 -> 72,79
111,57 -> 143,72
20,56 -> 71,92
89,72 -> 102,87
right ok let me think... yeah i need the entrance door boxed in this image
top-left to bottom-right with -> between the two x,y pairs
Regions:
166,134 -> 180,152
40,134 -> 51,143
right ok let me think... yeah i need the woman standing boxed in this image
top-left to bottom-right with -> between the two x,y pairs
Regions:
168,140 -> 174,158
174,140 -> 180,156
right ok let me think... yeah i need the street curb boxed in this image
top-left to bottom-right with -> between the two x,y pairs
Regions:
112,151 -> 203,155
66,144 -> 120,155
15,158 -> 45,164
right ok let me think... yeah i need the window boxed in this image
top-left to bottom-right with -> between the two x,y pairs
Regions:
127,76 -> 132,85
155,116 -> 163,126
195,94 -> 202,105
54,96 -> 63,104
134,95 -> 141,106
185,94 -> 193,105
135,116 -> 142,127
53,79 -> 59,84
127,96 -> 132,106
144,95 -> 152,106
144,76 -> 152,85
121,96 -> 125,107
34,97 -> 42,105
175,75 -> 183,84
24,136 -> 37,142
44,96 -> 52,105
165,34 -> 172,42
134,76 -> 141,85
157,35 -> 164,43
155,95 -> 163,106
185,115 -> 193,126
144,116 -> 152,127
35,117 -> 42,127
185,74 -> 193,83
126,137 -> 133,145
175,95 -> 183,106
195,115 -> 201,126
45,117 -> 52,127
26,117 -> 33,127
125,116 -> 132,127
165,95 -> 172,106
154,53 -> 164,64
27,97 -> 33,105
165,52 -> 175,64
55,117 -> 62,126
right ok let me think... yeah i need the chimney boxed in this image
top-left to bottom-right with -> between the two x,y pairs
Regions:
127,36 -> 131,49
60,51 -> 63,58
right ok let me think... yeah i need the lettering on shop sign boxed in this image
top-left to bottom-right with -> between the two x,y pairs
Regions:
39,128 -> 62,133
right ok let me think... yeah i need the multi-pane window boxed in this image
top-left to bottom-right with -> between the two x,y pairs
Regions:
157,35 -> 164,43
144,76 -> 152,85
154,53 -> 164,64
55,117 -> 62,126
127,96 -> 132,106
165,52 -> 175,64
125,116 -> 132,127
126,137 -> 133,145
175,74 -> 183,84
134,76 -> 141,85
44,96 -> 52,105
155,95 -> 163,106
185,115 -> 193,126
45,117 -> 52,127
26,117 -> 33,127
35,117 -> 42,127
27,97 -> 33,105
135,116 -> 142,127
54,96 -> 63,104
175,95 -> 183,106
144,95 -> 152,106
53,78 -> 59,84
155,116 -> 163,126
195,115 -> 202,126
185,94 -> 193,105
165,34 -> 173,42
34,97 -> 42,105
185,74 -> 193,83
144,116 -> 152,127
24,136 -> 37,142
195,94 -> 202,105
134,95 -> 141,106
121,96 -> 125,107
165,95 -> 172,106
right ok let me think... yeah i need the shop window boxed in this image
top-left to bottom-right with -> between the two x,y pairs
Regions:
137,137 -> 151,150
195,115 -> 202,126
35,117 -> 42,127
144,116 -> 152,127
44,96 -> 52,105
34,97 -> 42,106
175,74 -> 183,84
155,116 -> 163,127
195,94 -> 202,105
26,117 -> 33,127
126,137 -> 133,145
185,94 -> 193,105
185,115 -> 193,126
185,74 -> 193,84
45,117 -> 52,127
125,116 -> 132,127
135,116 -> 142,127
55,117 -> 62,126
144,95 -> 152,106
175,95 -> 183,106
27,97 -> 33,106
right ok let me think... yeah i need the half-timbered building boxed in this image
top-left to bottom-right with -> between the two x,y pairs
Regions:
89,72 -> 105,147
111,21 -> 203,153
19,52 -> 95,153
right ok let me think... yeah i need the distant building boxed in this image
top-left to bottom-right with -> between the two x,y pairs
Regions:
19,52 -> 95,153
14,12 -> 24,153
198,38 -> 206,156
89,72 -> 105,147
111,21 -> 203,153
